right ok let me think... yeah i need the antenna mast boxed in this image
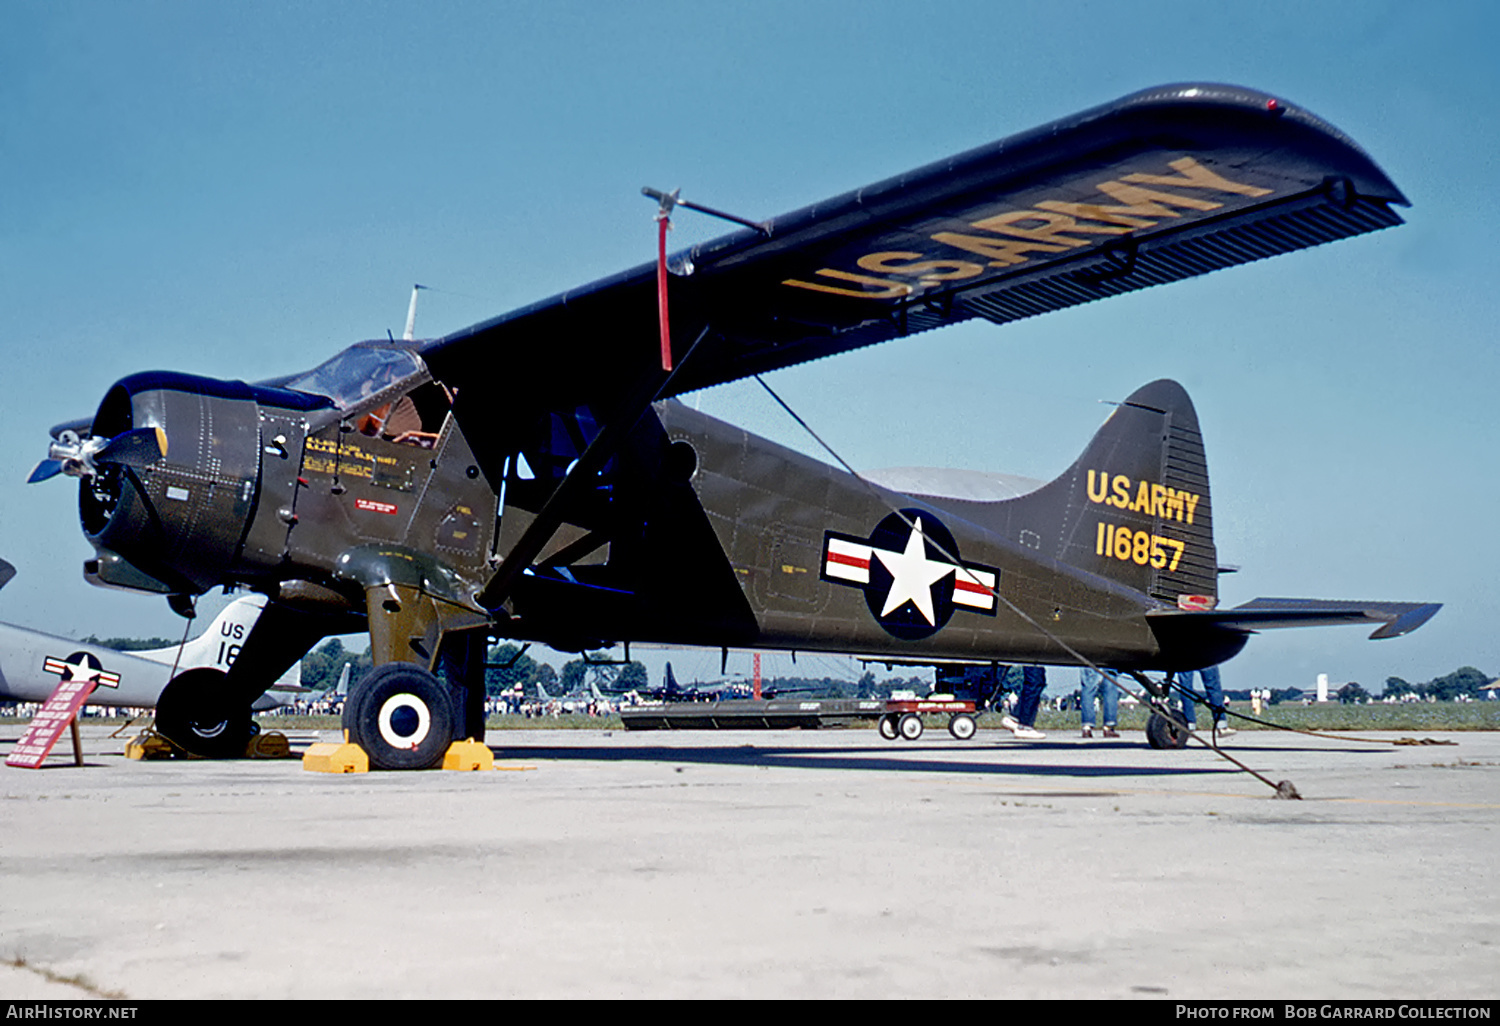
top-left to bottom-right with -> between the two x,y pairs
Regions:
402,284 -> 428,341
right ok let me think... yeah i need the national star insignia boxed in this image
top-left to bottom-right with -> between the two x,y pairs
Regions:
874,518 -> 957,625
43,652 -> 121,688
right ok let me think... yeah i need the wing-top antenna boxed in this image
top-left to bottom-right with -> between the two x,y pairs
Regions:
402,284 -> 428,341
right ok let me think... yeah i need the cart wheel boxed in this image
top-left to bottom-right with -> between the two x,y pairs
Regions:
878,714 -> 899,741
948,713 -> 977,741
898,713 -> 924,741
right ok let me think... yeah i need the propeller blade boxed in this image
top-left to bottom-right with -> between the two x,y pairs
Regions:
27,459 -> 64,484
95,427 -> 166,467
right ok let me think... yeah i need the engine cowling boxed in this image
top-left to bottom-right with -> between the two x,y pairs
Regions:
74,372 -> 329,596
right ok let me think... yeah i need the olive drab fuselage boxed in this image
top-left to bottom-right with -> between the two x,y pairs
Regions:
74,342 -> 1246,710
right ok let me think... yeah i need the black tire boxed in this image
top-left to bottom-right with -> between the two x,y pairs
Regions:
155,668 -> 254,759
1146,710 -> 1190,750
343,663 -> 455,770
877,714 -> 899,741
898,713 -> 924,741
948,713 -> 977,741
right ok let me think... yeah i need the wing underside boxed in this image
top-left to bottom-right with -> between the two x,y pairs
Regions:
422,83 -> 1407,411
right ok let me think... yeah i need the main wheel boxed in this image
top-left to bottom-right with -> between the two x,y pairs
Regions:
343,663 -> 456,770
155,668 -> 255,759
948,713 -> 977,741
1146,710 -> 1190,750
898,713 -> 924,741
877,714 -> 899,741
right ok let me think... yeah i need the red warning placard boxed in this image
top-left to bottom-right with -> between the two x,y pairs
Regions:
5,676 -> 97,769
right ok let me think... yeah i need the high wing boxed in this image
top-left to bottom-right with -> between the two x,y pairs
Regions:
422,82 -> 1406,423
1151,598 -> 1442,641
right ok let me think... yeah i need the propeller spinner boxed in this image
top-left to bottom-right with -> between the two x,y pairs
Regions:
28,426 -> 166,483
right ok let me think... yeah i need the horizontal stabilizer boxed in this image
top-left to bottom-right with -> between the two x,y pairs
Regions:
1151,598 -> 1441,640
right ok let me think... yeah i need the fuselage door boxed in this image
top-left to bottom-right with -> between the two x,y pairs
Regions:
240,411 -> 309,567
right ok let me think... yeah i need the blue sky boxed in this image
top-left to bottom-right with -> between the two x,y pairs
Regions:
3,1 -> 1497,694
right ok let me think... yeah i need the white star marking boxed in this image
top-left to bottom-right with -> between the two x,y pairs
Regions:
59,656 -> 102,684
874,518 -> 956,625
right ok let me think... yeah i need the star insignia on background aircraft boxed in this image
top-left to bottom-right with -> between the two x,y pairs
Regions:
43,652 -> 120,689
823,511 -> 997,640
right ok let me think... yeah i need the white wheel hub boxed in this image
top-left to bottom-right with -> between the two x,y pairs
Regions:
378,693 -> 432,750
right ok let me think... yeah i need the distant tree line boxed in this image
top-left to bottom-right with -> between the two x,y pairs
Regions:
1228,666 -> 1495,705
1376,666 -> 1492,702
79,635 -> 178,651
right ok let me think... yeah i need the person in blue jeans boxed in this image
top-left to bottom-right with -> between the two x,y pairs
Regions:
1079,667 -> 1119,738
1169,664 -> 1235,736
999,665 -> 1047,739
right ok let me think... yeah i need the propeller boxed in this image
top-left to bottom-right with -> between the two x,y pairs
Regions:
27,426 -> 166,483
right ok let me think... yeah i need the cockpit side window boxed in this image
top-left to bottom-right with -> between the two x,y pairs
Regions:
358,380 -> 453,448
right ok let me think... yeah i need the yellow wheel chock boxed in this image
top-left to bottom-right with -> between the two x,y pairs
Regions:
300,733 -> 495,772
441,739 -> 493,771
301,731 -> 370,773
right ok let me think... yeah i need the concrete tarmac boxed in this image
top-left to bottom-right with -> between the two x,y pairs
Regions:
1,722 -> 1496,1000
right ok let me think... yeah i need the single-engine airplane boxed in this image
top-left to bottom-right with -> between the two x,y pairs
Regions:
30,84 -> 1438,767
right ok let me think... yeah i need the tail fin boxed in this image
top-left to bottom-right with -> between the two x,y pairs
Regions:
136,594 -> 268,671
978,380 -> 1217,606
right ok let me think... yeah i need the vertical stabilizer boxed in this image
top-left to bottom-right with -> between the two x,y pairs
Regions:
136,595 -> 268,671
958,380 -> 1217,606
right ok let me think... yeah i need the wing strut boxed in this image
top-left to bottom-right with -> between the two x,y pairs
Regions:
477,324 -> 713,613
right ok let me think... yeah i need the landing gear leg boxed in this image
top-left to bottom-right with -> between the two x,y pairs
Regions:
345,567 -> 492,769
434,626 -> 488,744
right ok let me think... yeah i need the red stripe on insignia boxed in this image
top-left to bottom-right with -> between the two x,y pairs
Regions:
827,552 -> 870,570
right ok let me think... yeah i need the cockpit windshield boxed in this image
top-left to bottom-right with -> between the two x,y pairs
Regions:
283,346 -> 423,410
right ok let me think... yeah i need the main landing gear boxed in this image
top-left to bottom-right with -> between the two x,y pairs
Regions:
154,667 -> 257,758
342,663 -> 459,771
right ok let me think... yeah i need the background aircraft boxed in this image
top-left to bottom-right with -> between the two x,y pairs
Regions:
27,84 -> 1439,768
0,558 -> 301,753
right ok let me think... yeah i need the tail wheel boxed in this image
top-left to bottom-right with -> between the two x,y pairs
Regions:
948,713 -> 977,741
343,663 -> 456,770
898,713 -> 924,741
155,667 -> 255,759
877,714 -> 899,741
1146,710 -> 1190,750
